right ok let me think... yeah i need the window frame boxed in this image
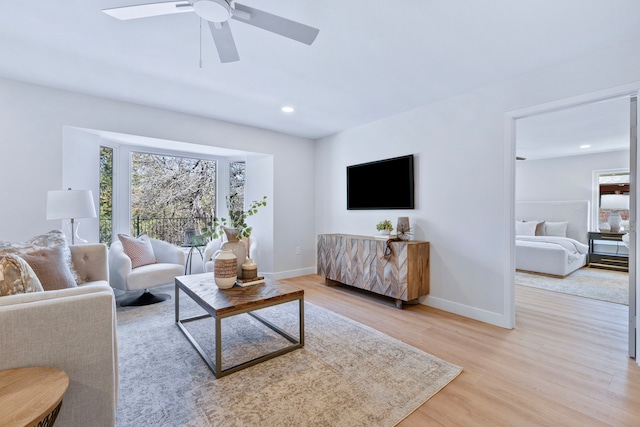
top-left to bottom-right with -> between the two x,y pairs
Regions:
106,144 -> 243,241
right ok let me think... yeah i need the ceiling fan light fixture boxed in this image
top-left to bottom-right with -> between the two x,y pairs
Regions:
192,0 -> 230,22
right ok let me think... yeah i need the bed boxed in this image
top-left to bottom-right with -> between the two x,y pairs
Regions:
515,200 -> 590,277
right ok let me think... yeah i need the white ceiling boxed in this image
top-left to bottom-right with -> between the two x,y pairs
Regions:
516,96 -> 632,161
1,1 -> 640,140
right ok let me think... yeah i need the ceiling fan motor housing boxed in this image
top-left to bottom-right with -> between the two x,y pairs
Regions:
192,0 -> 231,22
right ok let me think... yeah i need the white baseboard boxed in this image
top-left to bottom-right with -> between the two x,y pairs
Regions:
423,295 -> 514,329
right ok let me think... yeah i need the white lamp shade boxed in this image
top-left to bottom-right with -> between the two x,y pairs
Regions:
600,194 -> 629,210
47,189 -> 97,220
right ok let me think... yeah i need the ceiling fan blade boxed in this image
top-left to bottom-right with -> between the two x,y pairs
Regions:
208,21 -> 240,63
103,1 -> 193,20
231,3 -> 319,45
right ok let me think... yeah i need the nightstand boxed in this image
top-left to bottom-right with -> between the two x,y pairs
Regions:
588,231 -> 629,272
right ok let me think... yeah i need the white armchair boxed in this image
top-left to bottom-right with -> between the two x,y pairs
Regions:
109,237 -> 185,306
203,236 -> 258,273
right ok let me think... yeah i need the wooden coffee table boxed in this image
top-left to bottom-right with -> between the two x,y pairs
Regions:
175,273 -> 304,378
0,366 -> 69,427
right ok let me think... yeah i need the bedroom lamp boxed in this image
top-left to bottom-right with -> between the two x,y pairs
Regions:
600,193 -> 629,233
47,188 -> 97,244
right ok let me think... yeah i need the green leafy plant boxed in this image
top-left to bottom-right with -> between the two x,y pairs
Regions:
376,220 -> 393,232
204,193 -> 267,240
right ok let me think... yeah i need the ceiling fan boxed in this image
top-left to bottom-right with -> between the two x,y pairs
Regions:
102,0 -> 320,63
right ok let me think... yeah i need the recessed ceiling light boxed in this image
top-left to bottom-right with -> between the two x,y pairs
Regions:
281,106 -> 295,113
580,144 -> 591,149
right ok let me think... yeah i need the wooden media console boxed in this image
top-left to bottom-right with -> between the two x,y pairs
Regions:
317,234 -> 430,308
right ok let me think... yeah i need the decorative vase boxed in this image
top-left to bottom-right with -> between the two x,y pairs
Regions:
223,227 -> 240,242
397,217 -> 411,241
213,249 -> 237,289
379,229 -> 391,236
222,240 -> 247,278
608,211 -> 622,232
183,227 -> 196,245
242,258 -> 258,280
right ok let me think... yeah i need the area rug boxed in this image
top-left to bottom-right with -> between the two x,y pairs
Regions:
115,287 -> 462,427
516,268 -> 629,305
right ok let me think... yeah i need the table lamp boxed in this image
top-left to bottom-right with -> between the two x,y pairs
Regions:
47,188 -> 97,244
600,193 -> 629,233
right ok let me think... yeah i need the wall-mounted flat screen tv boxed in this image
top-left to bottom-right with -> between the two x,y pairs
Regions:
347,154 -> 415,210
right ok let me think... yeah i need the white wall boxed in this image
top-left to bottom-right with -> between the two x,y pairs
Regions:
61,127 -> 102,244
316,38 -> 640,328
516,150 -> 629,203
3,38 -> 640,330
0,77 -> 315,277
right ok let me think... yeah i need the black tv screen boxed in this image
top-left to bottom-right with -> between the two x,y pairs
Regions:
347,155 -> 415,210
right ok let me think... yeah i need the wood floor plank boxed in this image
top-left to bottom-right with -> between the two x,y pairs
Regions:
282,274 -> 640,426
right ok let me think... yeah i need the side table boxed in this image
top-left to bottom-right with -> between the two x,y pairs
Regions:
181,243 -> 205,274
588,231 -> 629,272
0,366 -> 69,427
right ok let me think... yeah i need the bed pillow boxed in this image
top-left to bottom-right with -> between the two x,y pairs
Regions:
515,221 -> 538,236
522,220 -> 545,236
118,234 -> 156,268
0,254 -> 44,296
545,221 -> 568,237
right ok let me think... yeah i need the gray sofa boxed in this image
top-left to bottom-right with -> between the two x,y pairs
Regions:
0,244 -> 118,427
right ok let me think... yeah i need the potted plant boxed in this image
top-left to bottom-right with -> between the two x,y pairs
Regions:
376,219 -> 393,235
204,193 -> 267,241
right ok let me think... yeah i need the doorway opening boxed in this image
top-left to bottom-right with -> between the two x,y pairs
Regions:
511,93 -> 637,359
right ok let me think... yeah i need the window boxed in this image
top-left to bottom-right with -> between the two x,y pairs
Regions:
229,161 -> 246,211
129,152 -> 217,244
598,172 -> 630,231
99,146 -> 114,244
97,141 -> 250,245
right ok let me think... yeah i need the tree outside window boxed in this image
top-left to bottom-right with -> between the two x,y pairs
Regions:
99,150 -> 246,245
129,152 -> 217,244
99,146 -> 113,244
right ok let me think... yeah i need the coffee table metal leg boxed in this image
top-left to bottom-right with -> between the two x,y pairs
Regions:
215,316 -> 222,378
299,297 -> 305,346
247,297 -> 304,345
176,292 -> 304,378
174,282 -> 179,323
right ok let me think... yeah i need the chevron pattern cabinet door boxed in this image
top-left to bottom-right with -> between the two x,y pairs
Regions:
317,234 -> 429,304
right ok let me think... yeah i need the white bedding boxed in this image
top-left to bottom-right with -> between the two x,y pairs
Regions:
516,235 -> 588,277
516,236 -> 588,258
515,201 -> 590,277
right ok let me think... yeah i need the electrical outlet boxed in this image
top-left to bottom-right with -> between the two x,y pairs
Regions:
295,247 -> 301,255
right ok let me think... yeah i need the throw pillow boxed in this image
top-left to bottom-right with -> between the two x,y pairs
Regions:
27,230 -> 85,285
118,234 -> 156,268
20,246 -> 78,291
0,230 -> 84,285
0,230 -> 82,290
0,254 -> 44,296
545,221 -> 569,237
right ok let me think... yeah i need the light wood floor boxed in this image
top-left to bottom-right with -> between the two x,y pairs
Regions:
281,274 -> 640,426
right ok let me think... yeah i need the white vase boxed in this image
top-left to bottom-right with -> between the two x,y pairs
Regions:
221,240 -> 247,278
608,211 -> 622,232
213,249 -> 237,289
